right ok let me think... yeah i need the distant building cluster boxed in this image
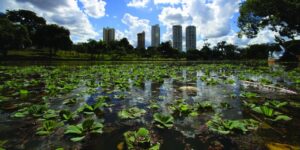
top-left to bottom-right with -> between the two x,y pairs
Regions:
103,25 -> 196,51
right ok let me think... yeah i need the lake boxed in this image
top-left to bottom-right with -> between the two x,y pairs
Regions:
0,61 -> 300,150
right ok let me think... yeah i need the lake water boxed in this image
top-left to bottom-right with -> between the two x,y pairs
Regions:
0,61 -> 300,150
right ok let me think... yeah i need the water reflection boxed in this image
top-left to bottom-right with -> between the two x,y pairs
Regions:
144,80 -> 152,100
159,78 -> 174,114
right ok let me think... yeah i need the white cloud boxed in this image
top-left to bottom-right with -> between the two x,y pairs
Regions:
79,0 -> 106,18
127,0 -> 150,8
0,0 -> 100,42
115,29 -> 126,40
121,13 -> 151,47
154,0 -> 182,5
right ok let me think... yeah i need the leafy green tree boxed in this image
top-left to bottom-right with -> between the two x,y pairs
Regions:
200,42 -> 213,60
86,39 -> 99,60
6,10 -> 46,46
0,18 -> 31,56
34,24 -> 72,57
119,38 -> 134,54
238,0 -> 300,39
158,42 -> 180,58
186,49 -> 202,60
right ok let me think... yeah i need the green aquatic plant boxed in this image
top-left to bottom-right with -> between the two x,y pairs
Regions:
220,102 -> 231,109
19,89 -> 29,96
59,110 -> 78,121
240,92 -> 259,99
123,128 -> 160,150
206,114 -> 260,135
41,109 -> 59,120
0,96 -> 9,103
153,113 -> 174,129
259,78 -> 272,85
36,120 -> 63,136
77,99 -> 108,115
63,98 -> 77,105
0,140 -> 7,150
13,104 -> 48,118
118,107 -> 146,119
196,101 -> 214,111
264,100 -> 288,108
289,101 -> 300,108
148,102 -> 160,110
64,119 -> 104,142
244,101 -> 292,121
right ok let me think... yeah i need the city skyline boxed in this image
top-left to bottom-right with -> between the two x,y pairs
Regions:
0,0 -> 284,49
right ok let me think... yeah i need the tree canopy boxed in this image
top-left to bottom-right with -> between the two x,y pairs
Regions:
6,10 -> 46,34
0,18 -> 31,55
238,0 -> 300,39
34,24 -> 72,56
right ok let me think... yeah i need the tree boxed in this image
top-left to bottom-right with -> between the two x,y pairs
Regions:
186,49 -> 202,60
238,0 -> 300,39
0,18 -> 31,56
119,38 -> 134,54
157,42 -> 180,58
199,42 -> 214,60
6,10 -> 46,46
86,39 -> 99,60
213,41 -> 238,59
34,24 -> 72,57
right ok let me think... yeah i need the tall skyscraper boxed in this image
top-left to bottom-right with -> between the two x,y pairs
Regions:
103,27 -> 115,43
137,31 -> 145,49
186,26 -> 196,51
172,25 -> 182,51
151,24 -> 160,47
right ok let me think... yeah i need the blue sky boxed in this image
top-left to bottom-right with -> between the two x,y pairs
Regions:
0,0 -> 278,49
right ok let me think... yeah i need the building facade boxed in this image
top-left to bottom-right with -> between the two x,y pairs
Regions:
103,27 -> 115,43
137,31 -> 145,49
186,26 -> 196,51
172,25 -> 182,51
151,24 -> 160,47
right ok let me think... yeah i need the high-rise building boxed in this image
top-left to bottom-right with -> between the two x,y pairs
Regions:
103,27 -> 115,43
151,24 -> 160,47
137,31 -> 145,49
186,26 -> 196,51
172,25 -> 182,51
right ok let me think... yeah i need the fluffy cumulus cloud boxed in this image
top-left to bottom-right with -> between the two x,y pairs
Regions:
79,0 -> 106,18
121,13 -> 151,47
127,0 -> 150,8
154,0 -> 182,5
0,0 -> 106,42
155,0 -> 281,49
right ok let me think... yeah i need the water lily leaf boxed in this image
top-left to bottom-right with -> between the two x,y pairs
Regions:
65,125 -> 83,134
153,113 -> 174,129
36,131 -> 50,136
70,136 -> 85,142
273,115 -> 292,121
19,90 -> 29,95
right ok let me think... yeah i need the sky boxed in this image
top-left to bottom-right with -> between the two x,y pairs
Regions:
0,0 -> 282,50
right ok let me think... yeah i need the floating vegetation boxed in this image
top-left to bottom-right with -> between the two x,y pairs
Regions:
0,63 -> 300,149
206,114 -> 260,135
64,119 -> 104,142
123,128 -> 160,150
153,113 -> 174,129
118,107 -> 146,119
